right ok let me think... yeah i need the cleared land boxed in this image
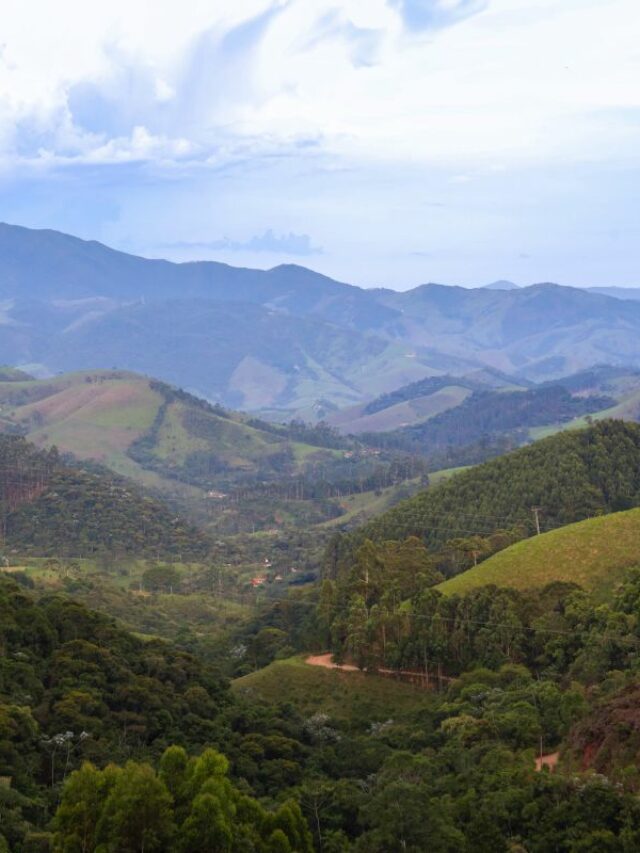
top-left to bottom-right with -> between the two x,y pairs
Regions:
232,655 -> 435,723
437,508 -> 640,599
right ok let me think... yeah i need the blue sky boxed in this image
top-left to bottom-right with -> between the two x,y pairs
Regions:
0,0 -> 638,289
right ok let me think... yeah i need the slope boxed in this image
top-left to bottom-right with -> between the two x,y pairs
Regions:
358,384 -> 614,452
0,434 -> 211,558
437,508 -> 640,598
232,655 -> 433,723
329,421 -> 640,575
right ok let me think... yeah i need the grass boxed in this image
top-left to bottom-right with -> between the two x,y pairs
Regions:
232,656 -> 435,723
437,508 -> 640,599
328,385 -> 470,435
429,465 -> 471,485
318,479 -> 422,528
2,557 -> 253,642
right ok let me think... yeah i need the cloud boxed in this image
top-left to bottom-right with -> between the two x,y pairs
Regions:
169,229 -> 323,256
298,10 -> 384,68
388,0 -> 488,31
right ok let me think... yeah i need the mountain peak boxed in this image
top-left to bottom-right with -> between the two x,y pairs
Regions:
483,280 -> 520,291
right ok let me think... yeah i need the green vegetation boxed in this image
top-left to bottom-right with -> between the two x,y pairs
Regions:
365,385 -> 615,454
53,748 -> 312,853
438,508 -> 640,598
233,656 -> 433,723
0,435 -> 211,558
334,421 -> 640,574
5,355 -> 640,848
0,370 -> 429,535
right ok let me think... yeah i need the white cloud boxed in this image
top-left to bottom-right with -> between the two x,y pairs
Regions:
0,0 -> 639,290
0,0 -> 638,173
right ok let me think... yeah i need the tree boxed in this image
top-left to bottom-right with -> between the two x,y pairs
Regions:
178,793 -> 232,852
53,762 -> 116,853
95,761 -> 174,852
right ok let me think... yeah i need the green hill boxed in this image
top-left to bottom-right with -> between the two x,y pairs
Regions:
327,421 -> 640,584
362,385 -> 615,454
437,508 -> 640,598
0,369 -> 428,533
232,656 -> 433,723
0,434 -> 211,558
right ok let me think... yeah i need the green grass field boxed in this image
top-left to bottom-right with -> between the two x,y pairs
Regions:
232,656 -> 435,724
437,508 -> 640,599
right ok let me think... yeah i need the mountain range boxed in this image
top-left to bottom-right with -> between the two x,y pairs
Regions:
2,222 -> 640,417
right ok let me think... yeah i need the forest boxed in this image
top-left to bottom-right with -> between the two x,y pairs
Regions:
0,436 -> 211,559
3,421 -> 640,850
362,385 -> 614,454
331,420 -> 640,574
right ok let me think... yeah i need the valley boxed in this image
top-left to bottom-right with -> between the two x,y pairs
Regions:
3,231 -> 640,851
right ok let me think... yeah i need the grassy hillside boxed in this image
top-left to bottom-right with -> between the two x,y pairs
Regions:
366,385 -> 615,455
0,369 -> 430,535
329,385 -> 472,434
232,656 -> 433,723
437,508 -> 640,598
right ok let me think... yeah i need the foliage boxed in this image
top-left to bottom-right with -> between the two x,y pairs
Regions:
53,747 -> 313,853
0,435 -> 212,558
365,385 -> 615,454
331,421 -> 640,578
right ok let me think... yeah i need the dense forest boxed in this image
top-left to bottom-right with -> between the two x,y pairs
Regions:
363,385 -> 614,453
5,413 -> 640,849
7,566 -> 640,851
0,436 -> 211,559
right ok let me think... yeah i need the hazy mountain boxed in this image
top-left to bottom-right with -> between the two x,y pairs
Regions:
4,222 -> 640,415
483,280 -> 520,290
585,286 -> 640,301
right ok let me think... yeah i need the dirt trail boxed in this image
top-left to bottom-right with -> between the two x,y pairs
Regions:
305,654 -> 454,684
306,654 -> 359,671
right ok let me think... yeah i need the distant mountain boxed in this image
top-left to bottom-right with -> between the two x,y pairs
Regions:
585,286 -> 640,301
4,222 -> 640,415
483,280 -> 520,290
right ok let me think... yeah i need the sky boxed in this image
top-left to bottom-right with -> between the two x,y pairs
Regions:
0,0 -> 638,289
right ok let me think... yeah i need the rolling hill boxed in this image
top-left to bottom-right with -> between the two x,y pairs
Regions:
357,384 -> 615,452
232,656 -> 433,723
5,223 -> 640,416
437,508 -> 640,598
0,369 -> 430,534
0,434 -> 211,558
328,421 -> 640,577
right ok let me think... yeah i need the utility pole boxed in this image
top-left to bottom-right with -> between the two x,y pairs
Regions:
531,506 -> 542,535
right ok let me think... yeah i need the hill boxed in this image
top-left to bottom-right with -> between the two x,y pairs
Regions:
232,655 -> 433,723
0,434 -> 211,558
360,384 -> 614,452
328,421 -> 640,575
0,369 -> 430,533
5,224 -> 640,415
437,508 -> 640,598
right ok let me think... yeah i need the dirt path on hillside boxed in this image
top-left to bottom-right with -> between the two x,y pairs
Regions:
306,654 -> 360,671
305,653 -> 455,684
